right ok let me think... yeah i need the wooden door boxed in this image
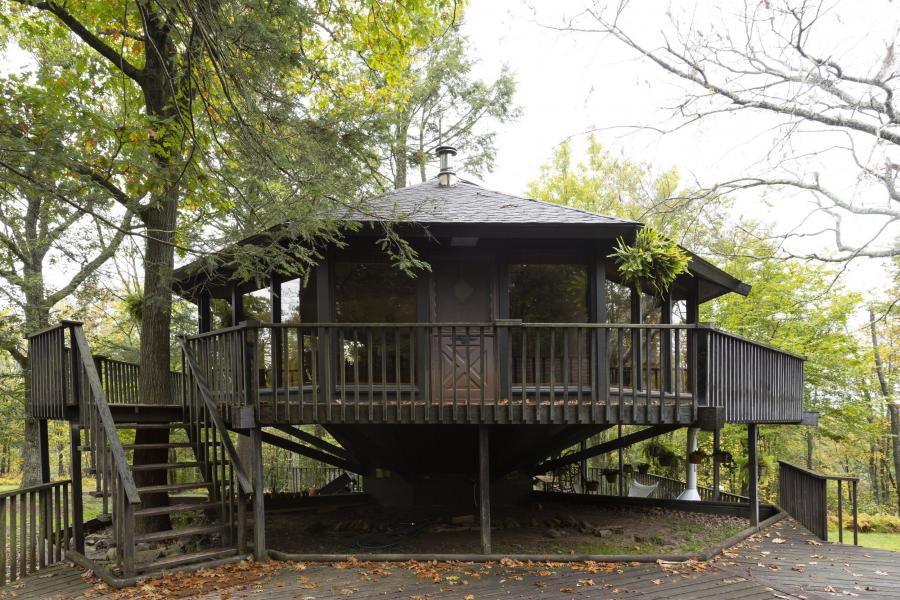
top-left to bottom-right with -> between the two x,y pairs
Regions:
432,259 -> 495,404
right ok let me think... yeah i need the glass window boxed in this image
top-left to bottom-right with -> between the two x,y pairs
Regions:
509,263 -> 588,322
242,288 -> 271,322
509,264 -> 589,389
334,262 -> 416,322
605,280 -> 631,324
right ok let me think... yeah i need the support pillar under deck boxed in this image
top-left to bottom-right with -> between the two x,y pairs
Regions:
250,427 -> 266,561
748,423 -> 759,526
69,423 -> 85,554
478,426 -> 491,554
678,427 -> 700,501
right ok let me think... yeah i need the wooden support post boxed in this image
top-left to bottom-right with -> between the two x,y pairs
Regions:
660,293 -> 672,393
230,287 -> 244,327
589,255 -> 608,421
748,423 -> 759,527
579,440 -> 588,491
712,428 -> 721,501
837,480 -> 844,544
496,258 -> 510,401
270,278 -> 283,411
198,292 -> 211,333
250,427 -> 266,561
630,289 -> 641,391
852,479 -> 859,546
478,426 -> 491,554
38,420 -> 50,484
69,423 -> 84,554
122,502 -> 135,578
617,424 -> 624,497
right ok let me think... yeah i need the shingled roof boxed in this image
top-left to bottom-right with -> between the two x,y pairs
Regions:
352,178 -> 637,226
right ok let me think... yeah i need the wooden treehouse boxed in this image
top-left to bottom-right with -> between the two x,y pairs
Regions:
25,147 -> 810,581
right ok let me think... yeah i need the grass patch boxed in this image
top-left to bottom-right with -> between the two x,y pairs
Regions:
828,528 -> 900,552
573,523 -> 745,556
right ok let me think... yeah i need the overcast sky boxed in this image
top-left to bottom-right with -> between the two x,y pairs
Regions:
459,0 -> 899,298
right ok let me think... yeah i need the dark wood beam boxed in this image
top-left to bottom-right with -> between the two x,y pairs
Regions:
499,425 -> 613,480
198,291 -> 211,333
273,424 -> 354,462
529,425 -> 681,475
249,427 -> 266,561
259,430 -> 364,474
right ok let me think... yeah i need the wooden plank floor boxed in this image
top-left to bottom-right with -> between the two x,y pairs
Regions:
0,519 -> 895,599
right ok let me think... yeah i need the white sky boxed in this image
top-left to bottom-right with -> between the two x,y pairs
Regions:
459,0 -> 899,299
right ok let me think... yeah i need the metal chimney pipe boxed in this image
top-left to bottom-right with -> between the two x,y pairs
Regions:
435,145 -> 457,187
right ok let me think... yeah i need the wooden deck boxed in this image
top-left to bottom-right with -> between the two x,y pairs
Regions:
2,518 -> 896,599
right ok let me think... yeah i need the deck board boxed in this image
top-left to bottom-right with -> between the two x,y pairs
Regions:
1,519 -> 895,599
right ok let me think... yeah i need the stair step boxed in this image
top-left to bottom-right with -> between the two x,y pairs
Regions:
135,524 -> 226,544
130,462 -> 199,472
122,443 -> 193,450
135,500 -> 216,518
116,423 -> 185,429
136,547 -> 238,574
137,482 -> 210,495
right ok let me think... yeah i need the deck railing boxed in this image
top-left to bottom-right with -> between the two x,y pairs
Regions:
543,466 -> 748,503
183,321 -> 803,426
706,330 -> 805,422
778,461 -> 858,543
0,480 -> 73,584
27,322 -> 141,576
94,356 -> 184,406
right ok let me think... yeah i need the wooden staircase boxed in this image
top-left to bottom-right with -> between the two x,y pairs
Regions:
91,411 -> 244,574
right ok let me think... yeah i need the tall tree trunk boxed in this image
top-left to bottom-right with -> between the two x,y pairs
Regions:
869,308 -> 900,515
393,122 -> 409,189
132,197 -> 179,533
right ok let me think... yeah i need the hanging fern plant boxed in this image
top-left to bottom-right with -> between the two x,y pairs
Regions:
609,226 -> 691,297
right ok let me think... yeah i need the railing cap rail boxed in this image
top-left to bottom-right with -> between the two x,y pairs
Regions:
702,325 -> 807,361
779,460 -> 858,482
184,320 -> 806,361
0,479 -> 71,500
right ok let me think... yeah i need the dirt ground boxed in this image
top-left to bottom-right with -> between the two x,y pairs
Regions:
265,499 -> 749,555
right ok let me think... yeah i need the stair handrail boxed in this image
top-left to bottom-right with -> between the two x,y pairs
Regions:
70,325 -> 141,505
178,337 -> 252,494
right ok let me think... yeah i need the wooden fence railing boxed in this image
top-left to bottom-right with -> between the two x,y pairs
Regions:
266,465 -> 363,494
541,465 -> 748,503
706,330 -> 805,423
183,321 -> 802,425
94,356 -> 184,406
778,461 -> 858,543
0,480 -> 72,584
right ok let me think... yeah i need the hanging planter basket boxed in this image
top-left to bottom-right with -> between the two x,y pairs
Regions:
602,468 -> 620,483
657,451 -> 677,468
637,462 -> 650,474
622,463 -> 634,475
585,480 -> 600,492
714,450 -> 733,465
688,451 -> 705,465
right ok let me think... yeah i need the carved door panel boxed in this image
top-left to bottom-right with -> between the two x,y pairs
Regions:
432,259 -> 495,404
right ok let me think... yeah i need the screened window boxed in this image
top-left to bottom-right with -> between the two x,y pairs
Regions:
509,264 -> 589,389
334,262 -> 416,385
509,263 -> 588,322
334,263 -> 416,322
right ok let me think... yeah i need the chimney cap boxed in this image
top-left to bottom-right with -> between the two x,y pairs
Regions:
435,145 -> 457,157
